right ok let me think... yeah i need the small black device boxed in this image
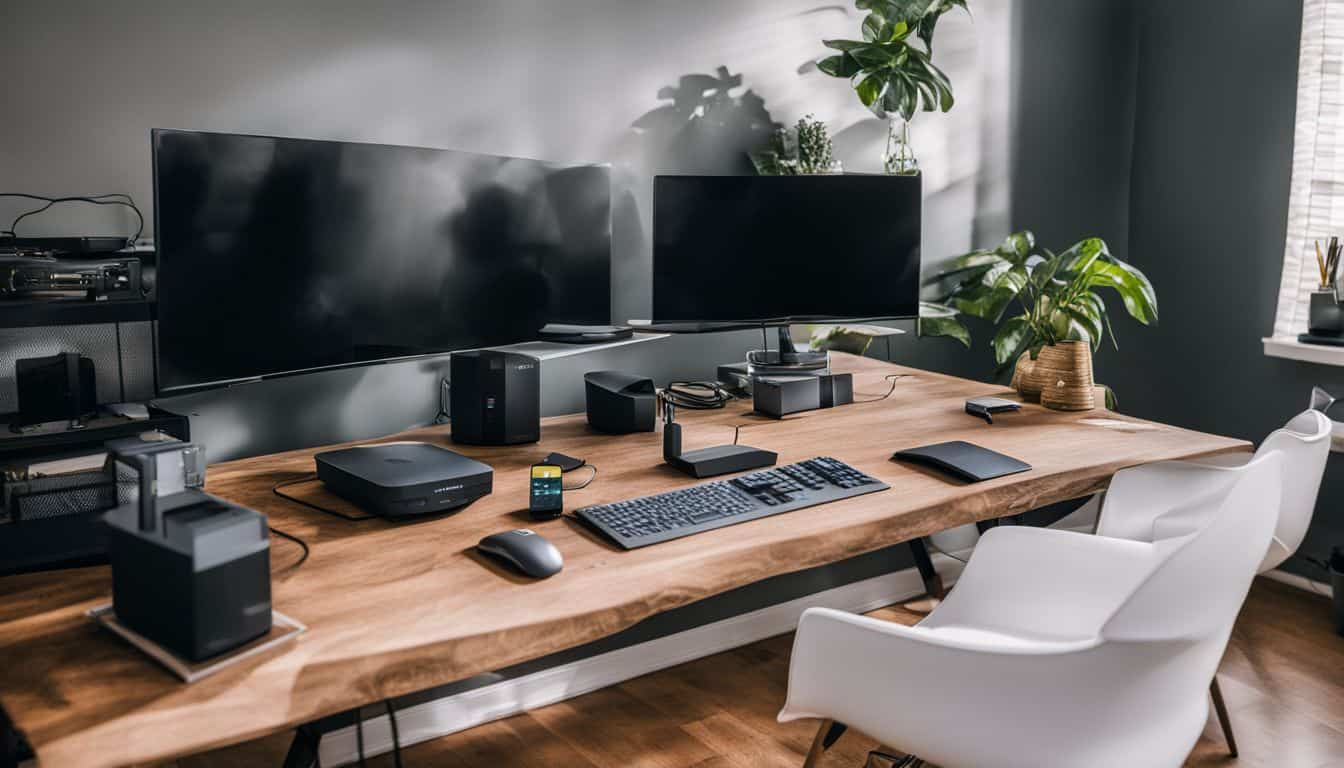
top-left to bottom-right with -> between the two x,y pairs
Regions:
450,351 -> 541,446
102,441 -> 271,661
964,396 -> 1022,424
891,440 -> 1032,483
661,396 -> 775,478
584,371 -> 657,433
575,456 -> 888,549
817,372 -> 854,408
542,452 -> 586,473
4,236 -> 132,254
538,324 -> 634,344
0,255 -> 141,300
314,442 -> 493,519
753,376 -> 821,418
14,352 -> 97,429
529,463 -> 564,520
477,529 -> 564,578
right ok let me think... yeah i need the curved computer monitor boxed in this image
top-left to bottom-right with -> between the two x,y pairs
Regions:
651,174 -> 920,325
153,129 -> 611,394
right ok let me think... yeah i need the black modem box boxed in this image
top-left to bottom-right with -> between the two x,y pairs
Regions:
315,442 -> 493,519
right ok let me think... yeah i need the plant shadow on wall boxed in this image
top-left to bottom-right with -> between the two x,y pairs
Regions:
612,66 -> 781,319
628,65 -> 780,175
921,231 -> 1159,410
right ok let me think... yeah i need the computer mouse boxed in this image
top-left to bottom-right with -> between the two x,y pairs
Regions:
477,529 -> 563,578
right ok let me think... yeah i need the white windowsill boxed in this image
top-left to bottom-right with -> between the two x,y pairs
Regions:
1262,336 -> 1344,365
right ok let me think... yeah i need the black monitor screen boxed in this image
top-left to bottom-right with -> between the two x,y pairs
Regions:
652,175 -> 920,324
153,129 -> 611,393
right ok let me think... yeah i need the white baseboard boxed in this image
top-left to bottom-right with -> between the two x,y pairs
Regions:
1263,567 -> 1334,597
318,554 -> 966,766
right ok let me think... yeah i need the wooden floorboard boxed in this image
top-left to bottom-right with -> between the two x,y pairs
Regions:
182,577 -> 1344,768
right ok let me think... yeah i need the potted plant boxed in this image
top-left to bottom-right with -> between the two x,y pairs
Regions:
815,0 -> 968,174
919,231 -> 1158,410
751,115 -> 841,175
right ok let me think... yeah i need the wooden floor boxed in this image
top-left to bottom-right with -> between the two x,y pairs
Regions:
184,577 -> 1344,768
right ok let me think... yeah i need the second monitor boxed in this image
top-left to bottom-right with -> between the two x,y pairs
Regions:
651,174 -> 921,325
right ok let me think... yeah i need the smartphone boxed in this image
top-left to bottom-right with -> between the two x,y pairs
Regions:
529,463 -> 563,519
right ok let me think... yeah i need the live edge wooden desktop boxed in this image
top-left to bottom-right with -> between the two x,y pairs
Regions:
0,353 -> 1248,768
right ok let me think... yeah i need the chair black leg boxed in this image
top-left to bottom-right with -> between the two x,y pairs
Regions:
822,720 -> 848,748
1210,676 -> 1239,757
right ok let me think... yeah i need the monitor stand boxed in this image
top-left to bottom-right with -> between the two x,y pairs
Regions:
746,326 -> 828,371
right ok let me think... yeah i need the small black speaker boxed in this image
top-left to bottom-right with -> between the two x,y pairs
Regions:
15,352 -> 96,427
584,371 -> 656,433
753,375 -> 821,418
450,351 -> 541,445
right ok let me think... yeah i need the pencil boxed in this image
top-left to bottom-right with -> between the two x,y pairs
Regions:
1317,240 -> 1328,286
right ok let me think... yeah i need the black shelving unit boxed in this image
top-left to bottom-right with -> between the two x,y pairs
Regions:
0,297 -> 152,329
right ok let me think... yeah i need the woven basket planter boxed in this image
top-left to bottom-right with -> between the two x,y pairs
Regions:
1036,341 -> 1096,411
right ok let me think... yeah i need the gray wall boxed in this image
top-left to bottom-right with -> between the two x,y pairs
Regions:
1012,0 -> 1342,579
2,0 -> 1012,461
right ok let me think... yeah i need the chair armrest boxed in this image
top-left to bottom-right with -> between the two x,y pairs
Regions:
779,607 -> 1101,764
920,526 -> 1159,640
1094,458 -> 1248,542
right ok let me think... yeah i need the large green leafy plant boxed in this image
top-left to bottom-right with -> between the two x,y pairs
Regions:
920,231 -> 1158,371
817,0 -> 967,120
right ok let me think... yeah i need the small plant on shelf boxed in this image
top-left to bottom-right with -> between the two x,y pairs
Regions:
751,115 -> 839,175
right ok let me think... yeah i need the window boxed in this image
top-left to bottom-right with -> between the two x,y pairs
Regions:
1269,0 -> 1344,358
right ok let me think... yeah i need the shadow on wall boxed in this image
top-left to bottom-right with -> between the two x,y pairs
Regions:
612,66 -> 779,322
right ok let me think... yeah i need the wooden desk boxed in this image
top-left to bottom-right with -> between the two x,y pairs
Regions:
0,354 -> 1248,767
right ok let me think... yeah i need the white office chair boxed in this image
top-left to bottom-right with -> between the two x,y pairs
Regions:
1092,407 -> 1332,755
779,452 -> 1282,768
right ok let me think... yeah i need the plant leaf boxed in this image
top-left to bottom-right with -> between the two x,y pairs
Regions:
850,44 -> 896,69
822,39 -> 867,51
856,74 -> 886,107
817,54 -> 861,78
993,316 -> 1031,366
1087,260 -> 1158,324
917,302 -> 971,347
999,231 -> 1035,262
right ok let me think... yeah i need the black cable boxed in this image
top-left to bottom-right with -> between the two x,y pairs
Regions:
272,474 -> 375,521
562,463 -> 598,490
269,526 -> 310,575
0,193 -> 144,243
662,380 -> 733,409
732,424 -> 744,445
384,700 -> 404,768
853,374 -> 911,403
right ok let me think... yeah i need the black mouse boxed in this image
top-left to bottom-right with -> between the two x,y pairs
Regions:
477,529 -> 563,578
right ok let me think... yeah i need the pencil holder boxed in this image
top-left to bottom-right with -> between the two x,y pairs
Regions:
1309,290 -> 1344,336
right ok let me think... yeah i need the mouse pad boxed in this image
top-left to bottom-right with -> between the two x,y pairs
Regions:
891,440 -> 1032,482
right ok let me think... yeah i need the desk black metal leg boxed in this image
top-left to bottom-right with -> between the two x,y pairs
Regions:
975,519 -> 997,534
1,708 -> 33,768
282,723 -> 322,768
907,538 -> 944,600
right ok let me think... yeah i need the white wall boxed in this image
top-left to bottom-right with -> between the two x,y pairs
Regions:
3,0 -> 1012,325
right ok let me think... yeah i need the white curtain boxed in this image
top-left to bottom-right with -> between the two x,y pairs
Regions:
1273,0 -> 1344,337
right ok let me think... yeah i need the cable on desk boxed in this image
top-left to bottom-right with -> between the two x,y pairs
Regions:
269,526 -> 310,575
384,699 -> 404,768
853,374 -> 912,404
272,474 -> 375,521
562,463 -> 598,490
661,380 -> 734,410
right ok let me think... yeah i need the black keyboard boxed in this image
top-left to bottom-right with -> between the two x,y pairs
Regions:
575,457 -> 889,549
